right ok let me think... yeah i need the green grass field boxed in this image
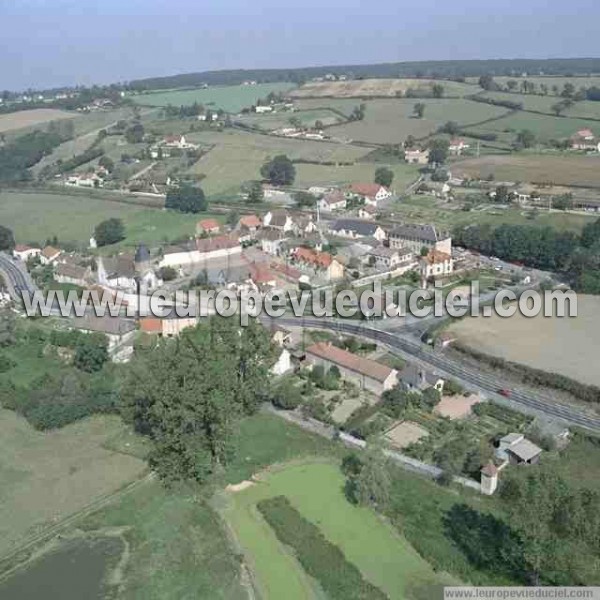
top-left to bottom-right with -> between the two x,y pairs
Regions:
131,83 -> 296,112
235,108 -> 343,131
326,98 -> 508,144
0,190 -> 224,248
224,460 -> 452,599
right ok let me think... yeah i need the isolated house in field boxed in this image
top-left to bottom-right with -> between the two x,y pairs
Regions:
419,249 -> 454,280
389,224 -> 451,254
448,138 -> 470,155
496,433 -> 542,466
348,183 -> 392,206
570,129 -> 600,152
404,148 -> 429,164
196,218 -> 221,236
329,219 -> 387,242
305,341 -> 398,396
40,246 -> 62,265
398,363 -> 444,394
318,190 -> 347,212
163,135 -> 195,149
13,244 -> 41,261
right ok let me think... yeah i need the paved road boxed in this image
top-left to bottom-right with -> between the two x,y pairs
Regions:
275,317 -> 600,432
0,253 -> 37,299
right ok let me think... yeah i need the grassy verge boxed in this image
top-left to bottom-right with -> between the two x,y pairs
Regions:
257,495 -> 388,600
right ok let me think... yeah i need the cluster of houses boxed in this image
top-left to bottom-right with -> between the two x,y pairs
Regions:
149,134 -> 199,159
65,165 -> 109,188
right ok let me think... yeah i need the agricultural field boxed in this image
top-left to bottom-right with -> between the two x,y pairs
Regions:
326,99 -> 508,144
477,90 -> 563,114
293,97 -> 364,117
0,108 -> 73,134
235,108 -> 343,131
452,153 -> 600,187
469,110 -> 600,142
388,195 -> 595,233
131,83 -> 296,113
0,410 -> 146,557
224,460 -> 453,599
564,100 -> 600,121
0,190 -> 221,248
186,128 -> 371,195
481,76 -> 600,90
294,161 -> 419,190
290,78 -> 475,98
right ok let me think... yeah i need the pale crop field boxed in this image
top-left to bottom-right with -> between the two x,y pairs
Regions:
0,410 -> 146,557
0,108 -> 74,134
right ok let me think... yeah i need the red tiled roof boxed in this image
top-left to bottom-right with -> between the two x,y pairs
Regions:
422,249 -> 452,265
14,244 -> 33,252
139,318 -> 163,333
240,215 -> 262,229
248,264 -> 277,285
350,183 -> 386,197
197,218 -> 220,231
322,190 -> 345,205
306,342 -> 394,383
481,462 -> 498,477
293,247 -> 333,269
42,246 -> 61,259
576,128 -> 594,138
196,234 -> 240,253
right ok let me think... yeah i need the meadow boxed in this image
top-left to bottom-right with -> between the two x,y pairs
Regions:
186,128 -> 371,194
0,410 -> 146,558
0,190 -> 222,248
452,153 -> 600,187
224,460 -> 452,599
327,98 -> 508,144
481,76 -> 600,90
131,83 -> 296,112
235,108 -> 343,131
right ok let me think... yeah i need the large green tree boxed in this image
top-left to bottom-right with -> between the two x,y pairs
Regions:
428,138 -> 450,165
374,167 -> 394,188
121,317 -> 274,484
165,183 -> 208,213
260,154 -> 296,186
94,218 -> 125,247
0,225 -> 15,251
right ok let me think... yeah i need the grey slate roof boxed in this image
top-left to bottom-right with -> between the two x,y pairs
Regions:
389,224 -> 445,243
329,219 -> 381,237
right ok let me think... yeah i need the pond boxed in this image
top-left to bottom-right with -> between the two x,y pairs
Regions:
0,536 -> 125,600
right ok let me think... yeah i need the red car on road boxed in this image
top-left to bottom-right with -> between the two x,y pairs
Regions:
498,388 -> 512,398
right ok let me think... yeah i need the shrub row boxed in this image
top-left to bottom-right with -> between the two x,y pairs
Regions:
257,496 -> 387,600
468,95 -> 523,111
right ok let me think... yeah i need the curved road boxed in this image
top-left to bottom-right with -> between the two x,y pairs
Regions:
275,317 -> 600,433
0,253 -> 37,298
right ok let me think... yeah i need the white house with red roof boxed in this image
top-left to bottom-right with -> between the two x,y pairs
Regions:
348,183 -> 392,205
449,138 -> 470,155
291,247 -> 345,282
420,249 -> 454,281
195,218 -> 221,236
570,129 -> 600,152
13,244 -> 41,261
40,246 -> 62,265
163,135 -> 196,149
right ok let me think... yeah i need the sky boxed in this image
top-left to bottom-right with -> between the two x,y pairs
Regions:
1,0 -> 600,91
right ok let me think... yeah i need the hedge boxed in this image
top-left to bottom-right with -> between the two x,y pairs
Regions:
257,496 -> 387,600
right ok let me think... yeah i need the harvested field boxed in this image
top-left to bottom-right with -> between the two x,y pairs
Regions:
434,394 -> 483,420
327,98 -> 508,144
290,78 -> 474,98
0,108 -> 73,134
384,420 -> 429,449
0,410 -> 146,557
446,295 -> 600,387
453,153 -> 600,187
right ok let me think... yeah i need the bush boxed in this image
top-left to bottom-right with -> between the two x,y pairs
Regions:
271,379 -> 303,410
257,496 -> 387,600
94,218 -> 125,247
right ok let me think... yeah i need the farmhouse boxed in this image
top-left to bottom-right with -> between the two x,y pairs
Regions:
496,433 -> 542,466
570,129 -> 600,152
54,262 -> 91,287
318,190 -> 347,212
13,244 -> 41,261
263,210 -> 295,232
449,138 -> 470,156
65,172 -> 105,188
348,183 -> 392,205
160,235 -> 241,268
368,245 -> 414,270
329,219 -> 387,241
389,224 -> 451,254
196,218 -> 221,236
404,148 -> 429,164
40,246 -> 62,265
305,341 -> 398,396
163,135 -> 196,149
420,249 -> 454,280
291,247 -> 345,281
